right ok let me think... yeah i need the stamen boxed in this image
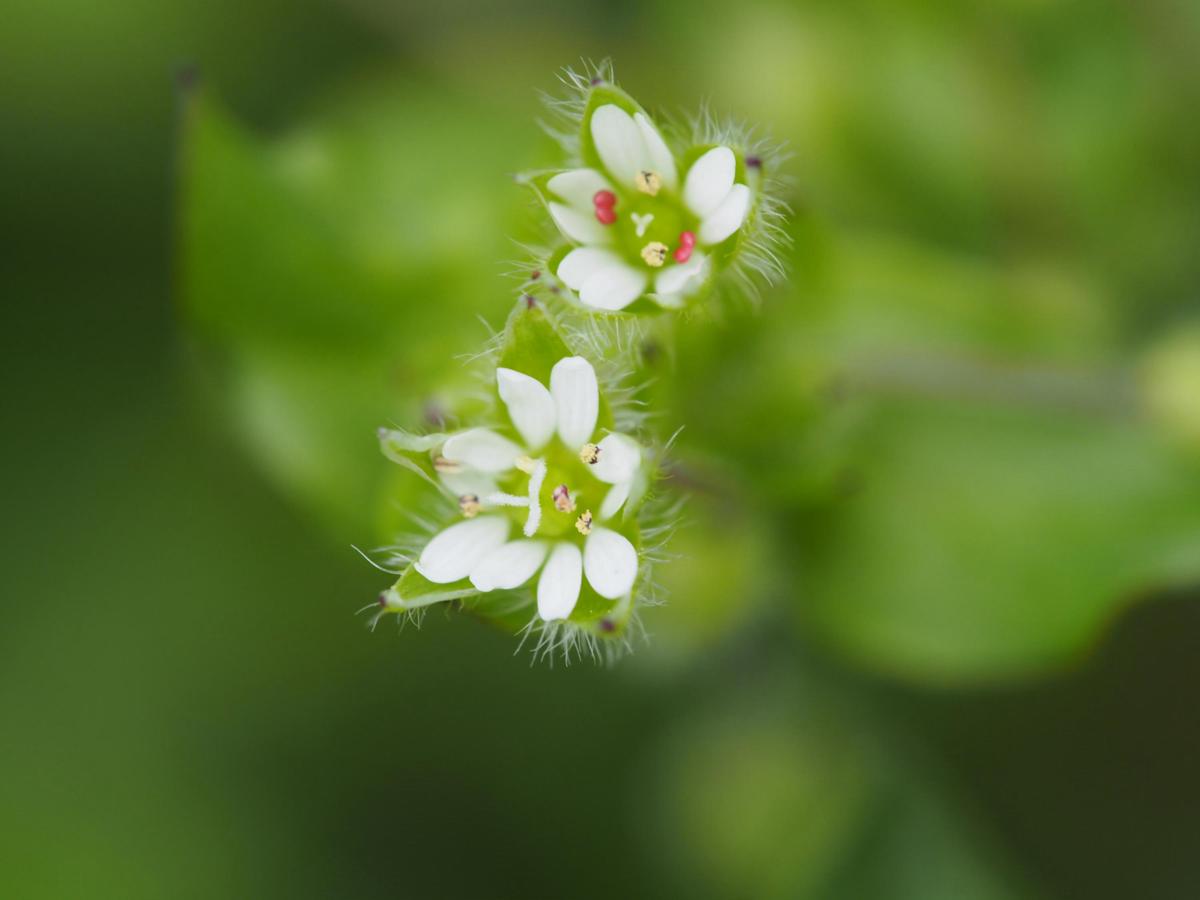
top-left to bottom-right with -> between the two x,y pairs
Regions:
641,241 -> 668,267
434,455 -> 461,474
575,509 -> 593,535
552,484 -> 576,513
674,231 -> 696,263
458,494 -> 481,518
580,443 -> 602,465
631,212 -> 654,237
593,189 -> 617,225
635,170 -> 662,196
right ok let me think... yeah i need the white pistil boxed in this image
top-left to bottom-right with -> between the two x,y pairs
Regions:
631,212 -> 654,238
524,458 -> 546,537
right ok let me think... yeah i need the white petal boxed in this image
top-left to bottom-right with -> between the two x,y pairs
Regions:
590,433 -> 641,484
496,368 -> 555,451
590,104 -> 647,189
546,168 -> 613,210
550,356 -> 599,449
699,184 -> 752,245
583,527 -> 638,600
683,146 -> 736,218
439,470 -> 498,498
537,542 -> 582,621
654,250 -> 709,295
469,539 -> 548,592
415,516 -> 510,584
549,201 -> 612,246
599,480 -> 632,520
653,292 -> 686,309
557,247 -> 623,291
442,428 -> 523,473
634,112 -> 677,190
579,260 -> 647,311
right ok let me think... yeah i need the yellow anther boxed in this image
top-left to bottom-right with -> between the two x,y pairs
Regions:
635,170 -> 662,196
458,494 -> 482,518
641,241 -> 668,268
580,443 -> 601,465
515,455 -> 537,474
575,509 -> 594,535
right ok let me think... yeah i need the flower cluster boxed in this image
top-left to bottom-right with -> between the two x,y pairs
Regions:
526,63 -> 788,313
368,64 -> 786,662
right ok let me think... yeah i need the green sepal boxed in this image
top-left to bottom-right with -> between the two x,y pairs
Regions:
383,564 -> 477,612
377,427 -> 448,493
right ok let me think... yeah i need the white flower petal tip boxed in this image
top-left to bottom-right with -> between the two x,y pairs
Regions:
583,527 -> 638,600
684,146 -> 736,218
590,104 -> 645,189
550,356 -> 599,449
590,433 -> 642,484
442,428 -> 523,473
549,201 -> 612,246
699,184 -> 752,246
537,542 -> 583,621
599,480 -> 633,520
415,516 -> 510,584
578,260 -> 647,311
557,247 -> 623,291
633,112 -> 677,190
496,368 -> 555,451
654,251 -> 709,296
469,540 -> 548,592
546,168 -> 612,209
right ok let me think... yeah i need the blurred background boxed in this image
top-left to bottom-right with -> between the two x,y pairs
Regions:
5,0 -> 1200,896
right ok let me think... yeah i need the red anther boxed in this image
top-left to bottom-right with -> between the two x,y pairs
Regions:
674,244 -> 693,263
595,206 -> 617,225
593,190 -> 617,209
679,230 -> 696,248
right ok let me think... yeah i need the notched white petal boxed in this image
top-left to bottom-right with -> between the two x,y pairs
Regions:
537,542 -> 583,621
442,428 -> 523,473
469,540 -> 548,592
699,183 -> 752,246
496,368 -> 555,451
547,168 -> 613,211
590,433 -> 641,484
684,146 -> 736,218
549,201 -> 612,246
579,261 -> 647,311
599,480 -> 632,520
633,112 -> 677,190
654,251 -> 709,296
590,104 -> 646,189
415,516 -> 510,584
557,247 -> 622,291
583,526 -> 638,600
550,356 -> 599,449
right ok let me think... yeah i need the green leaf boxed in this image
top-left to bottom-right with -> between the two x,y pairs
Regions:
797,397 -> 1200,684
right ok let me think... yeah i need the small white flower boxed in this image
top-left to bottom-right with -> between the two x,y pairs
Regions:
547,104 -> 753,312
415,356 -> 642,621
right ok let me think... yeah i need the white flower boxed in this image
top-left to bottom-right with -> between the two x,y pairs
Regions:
415,356 -> 643,621
547,104 -> 753,311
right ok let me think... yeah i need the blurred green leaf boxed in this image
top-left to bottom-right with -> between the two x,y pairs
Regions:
797,397 -> 1200,683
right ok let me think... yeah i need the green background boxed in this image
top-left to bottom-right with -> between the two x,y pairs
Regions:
5,0 -> 1200,896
